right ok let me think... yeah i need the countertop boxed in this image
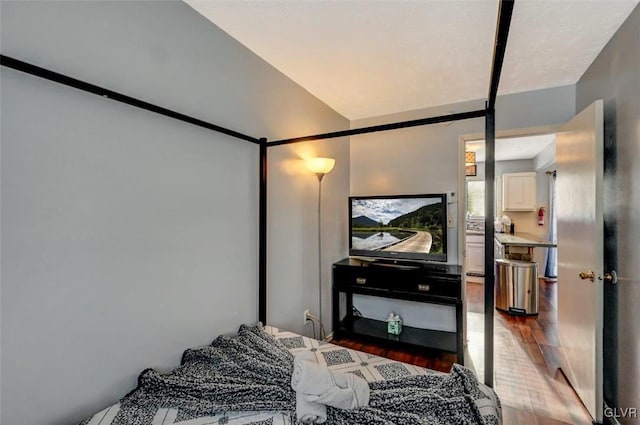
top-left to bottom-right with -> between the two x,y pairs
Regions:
494,232 -> 557,248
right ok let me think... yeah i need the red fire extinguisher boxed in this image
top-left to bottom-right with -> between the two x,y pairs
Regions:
538,207 -> 545,226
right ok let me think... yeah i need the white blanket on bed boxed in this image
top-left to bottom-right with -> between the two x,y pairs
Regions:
291,351 -> 370,411
291,351 -> 327,423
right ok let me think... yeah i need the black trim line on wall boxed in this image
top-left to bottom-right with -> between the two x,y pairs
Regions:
483,0 -> 515,388
484,105 -> 496,388
487,0 -> 515,109
258,139 -> 268,324
268,109 -> 486,146
0,54 -> 261,145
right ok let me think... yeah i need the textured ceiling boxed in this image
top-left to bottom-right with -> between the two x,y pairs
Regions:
466,134 -> 555,162
185,0 -> 638,120
500,0 -> 638,96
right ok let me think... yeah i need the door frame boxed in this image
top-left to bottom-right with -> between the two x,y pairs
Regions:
457,123 -> 561,386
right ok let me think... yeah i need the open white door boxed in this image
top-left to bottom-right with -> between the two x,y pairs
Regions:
556,100 -> 604,422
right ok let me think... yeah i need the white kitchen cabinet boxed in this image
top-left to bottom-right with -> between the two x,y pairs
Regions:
466,235 -> 485,275
503,172 -> 536,211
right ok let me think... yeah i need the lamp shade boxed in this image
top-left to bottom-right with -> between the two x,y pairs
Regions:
465,151 -> 476,166
306,157 -> 335,175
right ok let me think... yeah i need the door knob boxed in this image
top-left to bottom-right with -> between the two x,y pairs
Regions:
601,270 -> 618,284
579,271 -> 595,282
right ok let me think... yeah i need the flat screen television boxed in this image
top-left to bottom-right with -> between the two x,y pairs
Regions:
349,193 -> 447,263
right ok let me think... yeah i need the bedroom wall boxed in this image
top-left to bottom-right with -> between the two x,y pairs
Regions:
267,138 -> 350,337
575,4 -> 640,423
0,1 -> 348,424
348,86 -> 574,331
350,84 -> 576,265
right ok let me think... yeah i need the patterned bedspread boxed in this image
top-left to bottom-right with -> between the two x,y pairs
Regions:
269,327 -> 501,423
80,324 -> 501,425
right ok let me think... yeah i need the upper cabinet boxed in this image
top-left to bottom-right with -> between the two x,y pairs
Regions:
503,172 -> 536,211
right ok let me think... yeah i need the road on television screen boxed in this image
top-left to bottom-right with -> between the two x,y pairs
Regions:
381,231 -> 432,253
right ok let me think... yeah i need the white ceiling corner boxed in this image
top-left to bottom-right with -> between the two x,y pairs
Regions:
499,0 -> 639,97
185,0 -> 638,120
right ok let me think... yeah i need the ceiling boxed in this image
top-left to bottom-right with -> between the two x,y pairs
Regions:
466,133 -> 555,162
185,1 -> 638,120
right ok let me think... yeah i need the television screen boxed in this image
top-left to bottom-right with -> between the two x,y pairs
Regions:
349,194 -> 447,262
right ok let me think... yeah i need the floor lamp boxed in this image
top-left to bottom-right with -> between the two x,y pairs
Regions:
306,157 -> 335,339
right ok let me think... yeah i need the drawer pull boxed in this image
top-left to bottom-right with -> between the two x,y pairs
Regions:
355,278 -> 367,285
418,284 -> 431,292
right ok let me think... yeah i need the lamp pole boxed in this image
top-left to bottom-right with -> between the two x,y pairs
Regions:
316,172 -> 325,338
306,157 -> 335,339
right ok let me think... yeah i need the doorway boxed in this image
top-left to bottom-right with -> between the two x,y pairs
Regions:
461,129 -> 558,374
458,98 -> 609,424
459,127 -> 592,423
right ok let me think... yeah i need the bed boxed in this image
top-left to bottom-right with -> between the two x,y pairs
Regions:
80,324 -> 501,425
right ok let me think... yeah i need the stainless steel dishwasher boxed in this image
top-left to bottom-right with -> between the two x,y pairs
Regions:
495,259 -> 538,315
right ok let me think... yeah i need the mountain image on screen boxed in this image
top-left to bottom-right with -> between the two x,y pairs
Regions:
352,215 -> 382,228
350,199 -> 444,255
388,203 -> 443,230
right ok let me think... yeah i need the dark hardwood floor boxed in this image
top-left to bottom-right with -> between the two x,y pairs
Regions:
328,337 -> 457,373
490,279 -> 592,425
331,278 -> 593,425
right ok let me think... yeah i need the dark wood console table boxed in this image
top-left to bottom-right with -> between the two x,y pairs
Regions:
331,258 -> 464,363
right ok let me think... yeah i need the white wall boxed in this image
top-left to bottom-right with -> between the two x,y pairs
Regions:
350,101 -> 482,266
534,140 -> 556,171
349,86 -> 574,328
2,73 -> 259,423
350,85 -> 575,265
267,138 -> 349,336
0,1 -> 348,424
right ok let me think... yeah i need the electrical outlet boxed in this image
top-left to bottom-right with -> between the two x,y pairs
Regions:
303,309 -> 310,324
